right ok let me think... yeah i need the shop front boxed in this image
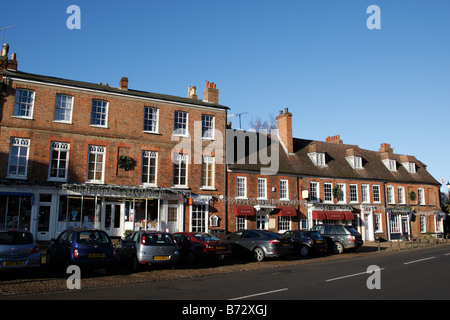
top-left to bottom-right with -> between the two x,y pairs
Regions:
0,183 -> 189,241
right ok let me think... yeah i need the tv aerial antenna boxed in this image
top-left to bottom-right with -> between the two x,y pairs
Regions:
228,112 -> 248,130
1,25 -> 16,48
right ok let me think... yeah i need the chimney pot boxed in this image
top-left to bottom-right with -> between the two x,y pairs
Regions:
276,108 -> 294,153
1,43 -> 9,57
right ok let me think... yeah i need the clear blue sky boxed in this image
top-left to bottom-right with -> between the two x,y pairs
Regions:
2,0 -> 449,190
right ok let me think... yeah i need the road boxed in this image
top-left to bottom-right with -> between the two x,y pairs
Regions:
5,244 -> 449,301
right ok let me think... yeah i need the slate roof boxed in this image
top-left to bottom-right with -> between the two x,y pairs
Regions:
1,70 -> 229,110
228,132 -> 440,186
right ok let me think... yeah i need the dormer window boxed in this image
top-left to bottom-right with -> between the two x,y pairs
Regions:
382,159 -> 396,171
406,162 -> 416,173
308,152 -> 326,167
346,155 -> 363,169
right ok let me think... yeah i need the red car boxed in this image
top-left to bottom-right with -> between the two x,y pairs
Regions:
173,232 -> 232,263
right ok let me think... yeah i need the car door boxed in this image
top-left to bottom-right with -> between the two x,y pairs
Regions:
227,232 -> 244,254
241,231 -> 260,251
119,232 -> 137,260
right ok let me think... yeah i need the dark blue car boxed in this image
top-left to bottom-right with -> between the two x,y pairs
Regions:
46,228 -> 119,271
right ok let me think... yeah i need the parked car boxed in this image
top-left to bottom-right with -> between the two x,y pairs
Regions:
282,230 -> 327,257
310,224 -> 363,254
0,229 -> 41,271
117,231 -> 179,270
46,228 -> 119,271
173,232 -> 232,263
226,230 -> 293,262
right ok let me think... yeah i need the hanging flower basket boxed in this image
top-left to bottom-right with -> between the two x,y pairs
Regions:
117,155 -> 134,171
409,191 -> 417,201
332,186 -> 342,199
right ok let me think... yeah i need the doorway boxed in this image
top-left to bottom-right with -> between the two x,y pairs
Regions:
104,203 -> 124,237
36,205 -> 51,241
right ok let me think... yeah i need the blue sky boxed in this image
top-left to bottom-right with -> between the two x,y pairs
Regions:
1,0 -> 450,190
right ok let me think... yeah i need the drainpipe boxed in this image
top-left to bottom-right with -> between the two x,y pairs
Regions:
382,180 -> 390,241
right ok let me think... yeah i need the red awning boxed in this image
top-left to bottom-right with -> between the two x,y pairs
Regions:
324,211 -> 345,220
344,211 -> 355,220
233,205 -> 255,216
312,211 -> 327,220
277,207 -> 297,217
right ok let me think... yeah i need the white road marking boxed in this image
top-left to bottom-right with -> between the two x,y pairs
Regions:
325,268 -> 384,282
403,257 -> 435,265
229,288 -> 289,300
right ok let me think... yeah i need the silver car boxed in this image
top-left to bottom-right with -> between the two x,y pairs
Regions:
0,229 -> 41,270
117,231 -> 179,270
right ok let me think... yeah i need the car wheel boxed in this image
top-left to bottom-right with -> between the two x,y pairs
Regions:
333,242 -> 345,254
253,248 -> 265,262
299,246 -> 310,257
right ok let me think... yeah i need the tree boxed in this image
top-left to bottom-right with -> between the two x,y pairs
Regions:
248,114 -> 276,131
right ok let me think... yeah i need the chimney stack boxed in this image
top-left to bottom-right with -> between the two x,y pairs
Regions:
119,77 -> 128,90
379,143 -> 393,153
188,85 -> 198,99
203,81 -> 219,104
325,135 -> 343,144
0,44 -> 17,72
276,108 -> 293,154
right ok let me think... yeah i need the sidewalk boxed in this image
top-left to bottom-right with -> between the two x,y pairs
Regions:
360,238 -> 450,253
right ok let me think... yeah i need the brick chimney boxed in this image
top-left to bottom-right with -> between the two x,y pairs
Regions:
325,135 -> 343,144
188,85 -> 198,99
0,44 -> 17,72
203,81 -> 219,104
379,143 -> 393,153
276,108 -> 293,154
119,77 -> 128,90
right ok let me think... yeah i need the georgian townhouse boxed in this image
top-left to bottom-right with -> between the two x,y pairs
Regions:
0,45 -> 228,241
226,108 -> 444,241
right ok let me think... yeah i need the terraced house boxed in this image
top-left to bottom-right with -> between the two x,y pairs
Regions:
0,45 -> 228,241
226,108 -> 444,241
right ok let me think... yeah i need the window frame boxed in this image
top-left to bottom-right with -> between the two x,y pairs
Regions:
201,156 -> 215,189
257,178 -> 267,200
236,176 -> 247,199
86,145 -> 106,183
13,89 -> 35,119
201,114 -> 215,139
48,141 -> 70,182
174,111 -> 188,137
7,137 -> 30,179
143,106 -> 159,133
90,99 -> 108,128
141,150 -> 158,186
173,154 -> 188,188
279,179 -> 289,200
53,94 -> 74,123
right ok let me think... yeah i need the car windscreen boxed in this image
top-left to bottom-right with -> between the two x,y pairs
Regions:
194,234 -> 220,241
77,231 -> 110,244
0,231 -> 33,244
307,231 -> 321,237
144,233 -> 175,245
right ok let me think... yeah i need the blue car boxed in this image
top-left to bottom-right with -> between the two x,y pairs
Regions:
46,228 -> 119,271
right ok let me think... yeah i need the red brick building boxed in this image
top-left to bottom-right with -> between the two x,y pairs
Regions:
226,108 -> 444,241
0,45 -> 228,241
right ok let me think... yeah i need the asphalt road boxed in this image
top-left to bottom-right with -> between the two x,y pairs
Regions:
6,244 -> 449,301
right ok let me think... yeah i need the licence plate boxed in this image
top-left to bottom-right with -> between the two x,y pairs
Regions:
154,256 -> 169,261
4,261 -> 25,267
89,253 -> 105,258
282,244 -> 290,247
216,246 -> 225,250
317,240 -> 323,243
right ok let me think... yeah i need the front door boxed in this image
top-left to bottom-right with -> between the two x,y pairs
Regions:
104,203 -> 124,237
36,205 -> 51,241
167,205 -> 179,233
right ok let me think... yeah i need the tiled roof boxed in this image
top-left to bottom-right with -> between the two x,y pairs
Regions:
228,132 -> 440,185
1,70 -> 229,110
